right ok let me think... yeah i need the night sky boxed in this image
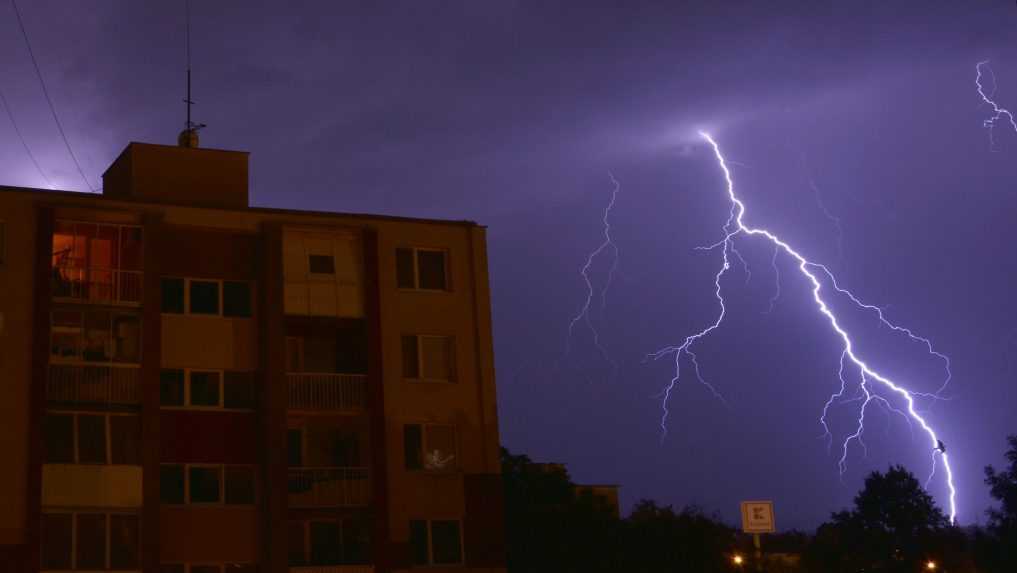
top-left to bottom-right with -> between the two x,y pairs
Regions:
1,1 -> 1015,529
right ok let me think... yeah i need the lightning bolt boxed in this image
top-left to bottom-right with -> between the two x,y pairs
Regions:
565,173 -> 621,373
975,60 -> 1017,151
657,132 -> 958,523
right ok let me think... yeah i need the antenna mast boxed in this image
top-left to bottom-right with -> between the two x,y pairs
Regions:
179,0 -> 205,147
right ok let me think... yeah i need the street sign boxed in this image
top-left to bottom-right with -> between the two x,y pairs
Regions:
740,501 -> 776,533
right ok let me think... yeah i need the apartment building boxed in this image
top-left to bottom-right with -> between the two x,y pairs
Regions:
0,137 -> 505,573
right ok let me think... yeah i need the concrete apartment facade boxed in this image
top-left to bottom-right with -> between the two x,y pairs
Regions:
0,140 -> 506,573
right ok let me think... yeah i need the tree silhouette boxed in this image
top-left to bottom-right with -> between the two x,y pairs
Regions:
976,435 -> 1017,572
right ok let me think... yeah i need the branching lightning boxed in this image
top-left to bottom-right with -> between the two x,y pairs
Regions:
975,60 -> 1017,151
656,132 -> 958,522
565,173 -> 622,373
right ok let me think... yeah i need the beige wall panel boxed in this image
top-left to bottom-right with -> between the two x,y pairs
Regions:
161,315 -> 257,370
41,465 -> 143,508
160,507 -> 259,562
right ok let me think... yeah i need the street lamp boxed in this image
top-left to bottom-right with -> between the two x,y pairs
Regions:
732,554 -> 744,567
925,560 -> 937,571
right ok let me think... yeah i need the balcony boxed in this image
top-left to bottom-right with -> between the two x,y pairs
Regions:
52,267 -> 143,305
47,364 -> 140,406
290,567 -> 373,573
288,467 -> 370,507
287,373 -> 367,412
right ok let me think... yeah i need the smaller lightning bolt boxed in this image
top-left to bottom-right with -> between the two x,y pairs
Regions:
565,173 -> 622,373
975,60 -> 1017,151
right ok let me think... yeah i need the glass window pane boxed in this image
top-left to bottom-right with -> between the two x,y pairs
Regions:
41,513 -> 72,570
43,413 -> 74,463
225,466 -> 256,505
110,415 -> 140,465
82,310 -> 112,362
119,227 -> 143,271
160,465 -> 185,504
401,336 -> 419,378
76,513 -> 107,570
161,278 -> 185,313
395,248 -> 415,288
288,521 -> 307,566
190,280 -> 220,314
342,517 -> 371,564
421,336 -> 453,381
78,414 -> 107,464
189,466 -> 222,503
417,250 -> 447,290
190,371 -> 221,407
112,314 -> 141,363
224,371 -> 256,409
160,370 -> 185,406
404,425 -> 422,471
431,520 -> 463,565
308,254 -> 335,274
424,425 -> 456,471
287,430 -> 303,467
310,521 -> 341,565
409,520 -> 429,565
109,514 -> 139,569
223,281 -> 252,318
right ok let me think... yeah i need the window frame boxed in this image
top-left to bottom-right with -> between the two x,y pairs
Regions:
159,368 -> 256,411
402,334 -> 456,383
396,247 -> 450,292
404,423 -> 459,473
410,518 -> 465,566
43,411 -> 141,466
159,463 -> 258,506
41,510 -> 140,571
161,277 -> 254,318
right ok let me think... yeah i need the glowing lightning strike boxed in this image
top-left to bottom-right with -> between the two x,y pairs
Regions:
657,132 -> 957,523
975,60 -> 1017,150
565,173 -> 621,373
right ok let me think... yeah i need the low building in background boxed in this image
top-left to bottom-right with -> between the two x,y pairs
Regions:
0,134 -> 506,573
528,462 -> 620,518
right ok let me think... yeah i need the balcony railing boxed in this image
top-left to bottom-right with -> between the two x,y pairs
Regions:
288,467 -> 370,507
52,267 -> 143,305
287,373 -> 367,412
289,567 -> 373,573
47,363 -> 140,406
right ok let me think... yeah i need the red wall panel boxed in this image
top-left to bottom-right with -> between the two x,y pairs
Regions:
160,411 -> 258,464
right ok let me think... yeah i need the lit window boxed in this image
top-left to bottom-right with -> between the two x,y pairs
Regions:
395,247 -> 448,291
404,424 -> 457,471
401,335 -> 455,382
410,519 -> 463,566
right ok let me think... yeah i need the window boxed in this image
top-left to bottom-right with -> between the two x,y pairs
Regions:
160,464 -> 257,505
308,254 -> 335,274
51,221 -> 143,303
396,247 -> 448,291
44,412 -> 140,465
402,335 -> 455,382
289,518 -> 371,566
160,369 -> 255,410
42,512 -> 139,571
190,280 -> 219,314
223,281 -> 252,317
161,565 -> 256,573
49,310 -> 141,364
410,519 -> 463,566
404,424 -> 457,471
161,277 -> 253,318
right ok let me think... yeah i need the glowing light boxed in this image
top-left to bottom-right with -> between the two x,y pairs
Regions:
565,173 -> 621,373
975,60 -> 1017,151
925,560 -> 937,571
656,132 -> 957,523
732,554 -> 744,566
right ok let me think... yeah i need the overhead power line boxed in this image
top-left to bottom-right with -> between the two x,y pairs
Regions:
0,87 -> 54,188
10,0 -> 96,192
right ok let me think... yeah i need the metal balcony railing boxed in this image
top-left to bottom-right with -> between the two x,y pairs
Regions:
47,363 -> 140,405
287,373 -> 367,411
52,267 -> 143,305
288,467 -> 370,508
289,567 -> 373,573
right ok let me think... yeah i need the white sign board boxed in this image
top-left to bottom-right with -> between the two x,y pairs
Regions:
740,501 -> 775,533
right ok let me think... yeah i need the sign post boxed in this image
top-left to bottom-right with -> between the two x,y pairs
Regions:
740,501 -> 775,572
